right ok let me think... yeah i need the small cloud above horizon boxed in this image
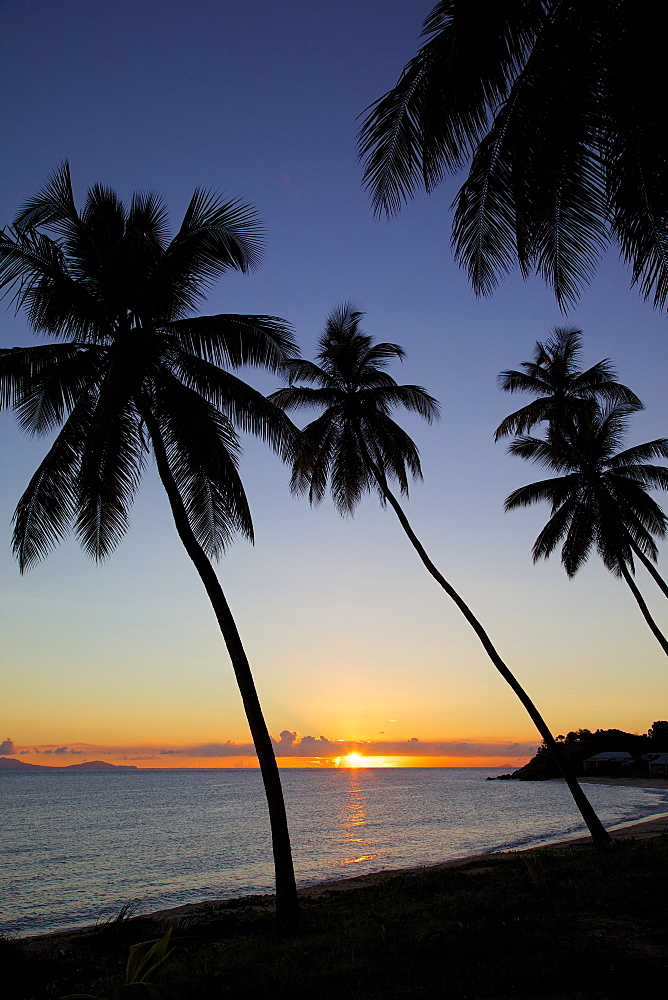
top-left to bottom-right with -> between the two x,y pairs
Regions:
7,732 -> 538,762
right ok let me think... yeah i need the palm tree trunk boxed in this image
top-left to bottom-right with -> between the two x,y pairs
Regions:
618,560 -> 668,656
139,406 -> 299,924
359,447 -> 611,848
630,540 -> 668,600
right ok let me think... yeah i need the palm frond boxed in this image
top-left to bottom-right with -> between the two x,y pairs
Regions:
75,397 -> 145,561
360,384 -> 440,423
0,228 -> 107,340
506,435 -> 563,467
290,413 -> 340,505
167,314 -> 296,370
360,342 -> 406,367
559,496 -> 598,576
127,190 -> 171,247
529,494 -> 580,565
168,351 -> 298,461
269,385 -> 342,413
608,465 -> 668,493
495,399 -> 553,440
504,474 -> 581,513
361,3 -> 668,307
12,394 -> 94,571
151,373 -> 253,554
358,1 -> 544,217
13,161 -> 78,236
1,344 -> 103,435
278,359 -> 334,388
162,192 -> 264,316
608,128 -> 668,309
607,439 -> 668,467
330,421 -> 371,515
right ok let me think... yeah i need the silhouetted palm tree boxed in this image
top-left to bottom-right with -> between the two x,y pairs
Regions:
497,331 -> 668,601
270,303 -> 611,848
494,328 -> 641,443
358,1 -> 668,309
505,404 -> 668,654
0,164 -> 300,921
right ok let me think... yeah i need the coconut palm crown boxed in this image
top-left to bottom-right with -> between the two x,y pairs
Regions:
0,163 -> 297,567
270,302 -> 440,512
358,1 -> 668,309
494,328 -> 642,444
0,163 -> 301,921
506,404 -> 668,576
506,403 -> 668,655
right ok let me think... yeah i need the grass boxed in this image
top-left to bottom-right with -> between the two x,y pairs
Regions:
5,834 -> 668,1000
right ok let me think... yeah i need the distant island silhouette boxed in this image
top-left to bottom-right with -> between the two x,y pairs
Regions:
0,757 -> 137,771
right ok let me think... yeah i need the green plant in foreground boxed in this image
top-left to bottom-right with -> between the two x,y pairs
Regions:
61,928 -> 179,1000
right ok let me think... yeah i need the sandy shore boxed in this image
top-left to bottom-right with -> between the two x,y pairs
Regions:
144,778 -> 668,918
561,775 -> 668,789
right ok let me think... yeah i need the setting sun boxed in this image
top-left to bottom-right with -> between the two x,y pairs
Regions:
334,753 -> 399,768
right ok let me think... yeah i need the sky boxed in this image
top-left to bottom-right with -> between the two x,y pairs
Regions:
1,0 -> 666,769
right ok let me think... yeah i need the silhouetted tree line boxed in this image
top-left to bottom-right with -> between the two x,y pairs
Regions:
499,721 -> 668,780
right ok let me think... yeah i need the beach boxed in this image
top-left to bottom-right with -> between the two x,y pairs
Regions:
18,776 -> 667,938
141,777 -> 668,919
10,776 -> 668,1000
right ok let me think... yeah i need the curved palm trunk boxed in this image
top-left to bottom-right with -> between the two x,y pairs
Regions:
140,407 -> 299,924
618,559 -> 668,656
360,449 -> 610,848
630,540 -> 668,601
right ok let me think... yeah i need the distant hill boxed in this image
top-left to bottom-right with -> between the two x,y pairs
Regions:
0,757 -> 137,771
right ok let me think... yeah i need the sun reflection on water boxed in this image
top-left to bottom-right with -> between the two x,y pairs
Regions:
340,768 -> 382,866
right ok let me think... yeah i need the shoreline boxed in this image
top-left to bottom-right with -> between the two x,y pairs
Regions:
19,780 -> 668,942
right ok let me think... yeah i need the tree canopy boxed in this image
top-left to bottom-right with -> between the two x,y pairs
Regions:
359,1 -> 668,309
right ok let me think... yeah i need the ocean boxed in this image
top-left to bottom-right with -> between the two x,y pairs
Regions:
2,767 -> 667,938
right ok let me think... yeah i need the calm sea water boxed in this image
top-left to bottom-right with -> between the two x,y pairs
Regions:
2,767 -> 667,937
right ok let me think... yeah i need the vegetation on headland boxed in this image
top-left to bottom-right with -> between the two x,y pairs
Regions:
5,832 -> 668,1000
495,721 -> 668,781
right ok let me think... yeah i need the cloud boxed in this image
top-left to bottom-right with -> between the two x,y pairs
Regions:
338,739 -> 537,758
0,738 -> 16,755
282,734 -> 336,755
10,733 -> 537,762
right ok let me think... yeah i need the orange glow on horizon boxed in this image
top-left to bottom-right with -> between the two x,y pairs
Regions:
8,752 -> 531,770
334,752 -> 397,767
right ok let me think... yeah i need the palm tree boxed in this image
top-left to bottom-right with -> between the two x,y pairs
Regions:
497,331 -> 668,602
505,403 -> 668,655
270,303 -> 611,849
494,328 -> 642,443
0,164 -> 300,922
358,1 -> 668,310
